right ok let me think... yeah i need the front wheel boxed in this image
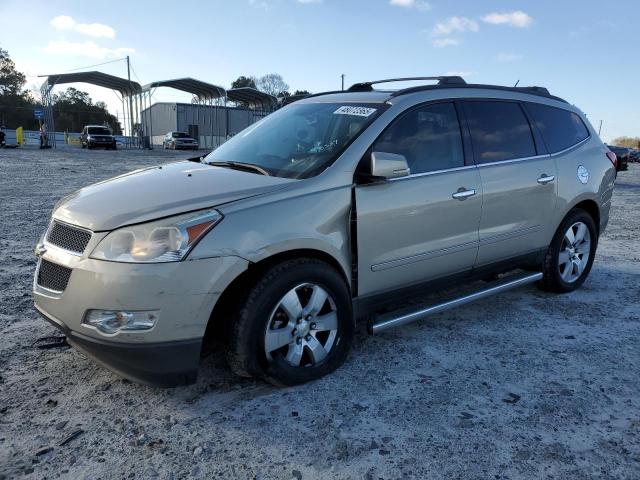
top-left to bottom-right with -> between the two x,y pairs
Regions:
226,258 -> 353,386
539,208 -> 597,293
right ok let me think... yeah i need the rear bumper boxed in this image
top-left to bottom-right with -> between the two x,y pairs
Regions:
38,306 -> 201,387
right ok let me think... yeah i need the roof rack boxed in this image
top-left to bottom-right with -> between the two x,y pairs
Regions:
389,83 -> 566,103
296,76 -> 566,104
348,76 -> 466,92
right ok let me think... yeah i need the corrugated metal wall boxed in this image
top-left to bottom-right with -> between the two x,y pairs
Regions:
143,102 -> 268,148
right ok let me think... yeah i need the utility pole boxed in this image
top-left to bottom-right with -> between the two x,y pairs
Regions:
341,74 -> 345,91
127,55 -> 134,145
598,120 -> 603,136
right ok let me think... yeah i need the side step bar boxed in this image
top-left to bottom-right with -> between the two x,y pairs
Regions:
369,272 -> 543,334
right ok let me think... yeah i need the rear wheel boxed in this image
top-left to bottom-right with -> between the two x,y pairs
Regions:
539,209 -> 597,293
226,258 -> 353,386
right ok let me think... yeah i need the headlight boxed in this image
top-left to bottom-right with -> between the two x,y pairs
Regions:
86,135 -> 92,140
90,209 -> 222,263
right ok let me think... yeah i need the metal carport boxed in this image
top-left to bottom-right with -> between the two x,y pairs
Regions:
141,78 -> 226,149
39,71 -> 142,148
226,88 -> 277,132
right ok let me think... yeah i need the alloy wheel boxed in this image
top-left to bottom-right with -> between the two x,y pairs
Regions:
558,221 -> 591,283
264,283 -> 338,367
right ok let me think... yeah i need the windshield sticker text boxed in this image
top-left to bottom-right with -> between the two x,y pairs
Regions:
333,106 -> 377,117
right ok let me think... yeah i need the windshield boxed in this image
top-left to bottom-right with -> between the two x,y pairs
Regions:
172,132 -> 190,138
203,102 -> 386,178
88,127 -> 110,135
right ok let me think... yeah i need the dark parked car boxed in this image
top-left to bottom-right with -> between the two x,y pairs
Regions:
606,145 -> 629,171
628,149 -> 640,163
163,131 -> 199,150
81,125 -> 116,150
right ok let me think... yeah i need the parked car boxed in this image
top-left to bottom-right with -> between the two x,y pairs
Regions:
605,144 -> 629,171
163,131 -> 199,150
628,149 -> 640,163
34,76 -> 616,387
80,125 -> 116,150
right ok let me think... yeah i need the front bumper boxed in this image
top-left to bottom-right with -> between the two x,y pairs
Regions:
33,238 -> 248,386
175,143 -> 198,150
89,139 -> 115,147
38,307 -> 201,387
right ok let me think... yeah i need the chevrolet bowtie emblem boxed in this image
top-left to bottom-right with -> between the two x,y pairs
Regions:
34,244 -> 47,257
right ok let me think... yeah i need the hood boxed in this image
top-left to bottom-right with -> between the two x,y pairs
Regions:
53,161 -> 294,231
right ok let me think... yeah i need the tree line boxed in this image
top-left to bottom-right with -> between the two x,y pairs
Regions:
611,136 -> 640,149
231,74 -> 310,99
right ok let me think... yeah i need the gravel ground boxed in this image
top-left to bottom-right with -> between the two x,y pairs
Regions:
0,147 -> 639,480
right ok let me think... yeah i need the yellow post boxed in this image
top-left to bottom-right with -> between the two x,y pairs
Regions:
16,127 -> 24,146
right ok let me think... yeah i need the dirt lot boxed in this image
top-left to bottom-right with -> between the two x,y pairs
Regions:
0,147 -> 638,480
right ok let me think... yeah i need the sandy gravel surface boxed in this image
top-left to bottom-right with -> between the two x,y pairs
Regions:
0,147 -> 638,480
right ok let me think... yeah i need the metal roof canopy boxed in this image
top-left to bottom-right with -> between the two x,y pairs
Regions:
227,87 -> 276,109
142,77 -> 225,100
40,71 -> 141,96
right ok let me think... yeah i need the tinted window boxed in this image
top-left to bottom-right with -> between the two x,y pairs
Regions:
525,103 -> 589,153
373,102 -> 464,174
464,101 -> 536,163
87,127 -> 110,135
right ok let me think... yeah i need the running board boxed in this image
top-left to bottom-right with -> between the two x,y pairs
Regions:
369,271 -> 543,334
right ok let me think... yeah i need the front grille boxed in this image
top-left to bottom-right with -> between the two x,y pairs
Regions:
37,260 -> 72,292
46,221 -> 92,254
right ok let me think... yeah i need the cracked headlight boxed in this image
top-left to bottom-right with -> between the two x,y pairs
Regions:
90,209 -> 222,263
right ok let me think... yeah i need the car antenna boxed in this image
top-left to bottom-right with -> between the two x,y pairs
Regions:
514,79 -> 520,87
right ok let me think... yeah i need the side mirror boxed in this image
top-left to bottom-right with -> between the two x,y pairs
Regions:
370,151 -> 410,179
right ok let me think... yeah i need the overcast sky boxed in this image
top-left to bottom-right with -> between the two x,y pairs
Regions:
1,0 -> 638,142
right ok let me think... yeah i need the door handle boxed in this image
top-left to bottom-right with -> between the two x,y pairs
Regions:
537,174 -> 555,185
452,188 -> 476,200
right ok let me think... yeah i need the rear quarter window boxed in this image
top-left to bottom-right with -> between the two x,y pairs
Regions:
524,103 -> 589,153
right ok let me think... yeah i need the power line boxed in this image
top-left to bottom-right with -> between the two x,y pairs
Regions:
128,61 -> 142,84
64,57 -> 127,73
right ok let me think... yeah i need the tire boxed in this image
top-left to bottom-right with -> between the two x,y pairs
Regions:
539,208 -> 597,293
81,143 -> 86,149
226,258 -> 353,386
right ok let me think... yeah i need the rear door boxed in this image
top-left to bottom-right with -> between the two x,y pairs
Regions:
462,100 -> 557,266
355,101 -> 482,296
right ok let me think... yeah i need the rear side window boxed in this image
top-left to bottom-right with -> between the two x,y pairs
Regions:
525,103 -> 589,153
463,101 -> 536,163
373,102 -> 464,174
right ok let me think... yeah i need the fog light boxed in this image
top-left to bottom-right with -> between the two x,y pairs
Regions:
83,310 -> 158,334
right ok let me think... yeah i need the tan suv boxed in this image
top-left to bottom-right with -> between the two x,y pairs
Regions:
33,76 -> 616,387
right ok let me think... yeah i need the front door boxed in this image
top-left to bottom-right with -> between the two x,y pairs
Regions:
462,100 -> 557,266
355,101 -> 482,297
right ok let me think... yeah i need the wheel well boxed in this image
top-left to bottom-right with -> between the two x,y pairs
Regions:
572,199 -> 600,234
201,249 -> 349,353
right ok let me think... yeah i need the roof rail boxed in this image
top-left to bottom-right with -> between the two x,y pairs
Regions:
515,86 -> 550,95
390,83 -> 567,103
348,76 -> 466,92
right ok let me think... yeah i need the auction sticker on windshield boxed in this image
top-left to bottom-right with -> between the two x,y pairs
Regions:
333,106 -> 377,117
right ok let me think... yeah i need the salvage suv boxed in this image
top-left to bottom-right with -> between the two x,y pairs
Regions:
33,76 -> 616,387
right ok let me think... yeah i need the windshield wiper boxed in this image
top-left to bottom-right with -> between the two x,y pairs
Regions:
209,161 -> 270,176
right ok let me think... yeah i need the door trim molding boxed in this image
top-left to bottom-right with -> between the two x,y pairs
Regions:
371,240 -> 478,272
479,225 -> 541,246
